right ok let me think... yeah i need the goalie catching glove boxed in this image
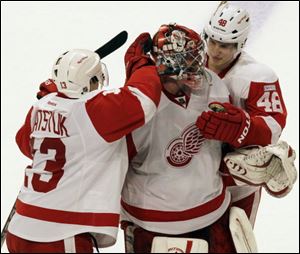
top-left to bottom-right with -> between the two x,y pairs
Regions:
224,140 -> 297,198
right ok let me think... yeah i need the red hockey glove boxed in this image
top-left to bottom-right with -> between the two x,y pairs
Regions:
125,32 -> 154,81
196,102 -> 251,148
36,79 -> 58,99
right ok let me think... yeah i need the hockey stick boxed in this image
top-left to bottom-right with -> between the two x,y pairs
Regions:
0,31 -> 128,249
95,30 -> 128,58
1,199 -> 16,248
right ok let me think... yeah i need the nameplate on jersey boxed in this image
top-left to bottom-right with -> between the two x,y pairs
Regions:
32,109 -> 69,137
263,84 -> 276,92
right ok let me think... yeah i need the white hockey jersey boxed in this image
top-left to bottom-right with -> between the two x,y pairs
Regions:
9,66 -> 161,247
121,69 -> 231,234
215,52 -> 287,202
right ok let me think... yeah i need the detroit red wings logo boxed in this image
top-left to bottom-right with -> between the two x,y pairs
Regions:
166,124 -> 205,167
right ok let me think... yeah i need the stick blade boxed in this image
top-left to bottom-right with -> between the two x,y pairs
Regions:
95,30 -> 128,59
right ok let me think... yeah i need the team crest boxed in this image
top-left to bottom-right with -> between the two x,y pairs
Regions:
165,124 -> 205,167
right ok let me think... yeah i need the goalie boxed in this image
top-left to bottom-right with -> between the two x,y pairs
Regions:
149,141 -> 297,254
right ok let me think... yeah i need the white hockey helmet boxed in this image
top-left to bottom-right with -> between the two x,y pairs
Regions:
52,49 -> 108,98
204,3 -> 250,52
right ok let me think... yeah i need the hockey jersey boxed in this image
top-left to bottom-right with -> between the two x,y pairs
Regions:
9,66 -> 161,247
216,52 -> 287,201
121,69 -> 231,234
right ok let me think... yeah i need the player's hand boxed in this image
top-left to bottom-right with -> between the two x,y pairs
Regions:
125,33 -> 154,81
36,79 -> 58,99
196,102 -> 251,148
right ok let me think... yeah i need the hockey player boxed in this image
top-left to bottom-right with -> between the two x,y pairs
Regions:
6,33 -> 162,253
120,23 -> 238,253
198,2 -> 288,227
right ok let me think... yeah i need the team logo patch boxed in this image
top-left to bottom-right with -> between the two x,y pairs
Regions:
165,124 -> 205,167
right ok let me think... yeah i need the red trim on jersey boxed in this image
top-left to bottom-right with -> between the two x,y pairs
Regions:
246,80 -> 287,128
121,186 -> 226,222
86,66 -> 161,143
86,87 -> 145,143
16,199 -> 120,227
125,66 -> 162,107
162,88 -> 191,108
244,80 -> 287,146
16,107 -> 34,159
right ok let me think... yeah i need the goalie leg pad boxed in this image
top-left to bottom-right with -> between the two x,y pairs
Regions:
229,207 -> 258,253
151,237 -> 208,253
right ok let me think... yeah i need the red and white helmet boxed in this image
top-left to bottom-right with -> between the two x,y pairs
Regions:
52,49 -> 108,98
204,3 -> 250,52
151,23 -> 206,80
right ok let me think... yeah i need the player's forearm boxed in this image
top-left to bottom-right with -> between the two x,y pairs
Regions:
86,66 -> 162,143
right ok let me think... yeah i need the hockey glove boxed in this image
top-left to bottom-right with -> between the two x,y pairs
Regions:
125,32 -> 154,81
224,140 -> 297,198
36,79 -> 58,99
196,102 -> 251,148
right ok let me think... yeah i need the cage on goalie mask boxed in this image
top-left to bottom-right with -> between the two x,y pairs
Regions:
152,23 -> 206,83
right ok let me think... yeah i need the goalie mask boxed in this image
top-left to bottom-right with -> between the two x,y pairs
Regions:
152,23 -> 207,90
52,49 -> 109,98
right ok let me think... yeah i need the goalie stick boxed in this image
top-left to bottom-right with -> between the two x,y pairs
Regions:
0,31 -> 128,249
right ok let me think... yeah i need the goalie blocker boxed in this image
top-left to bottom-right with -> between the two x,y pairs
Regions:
224,140 -> 297,198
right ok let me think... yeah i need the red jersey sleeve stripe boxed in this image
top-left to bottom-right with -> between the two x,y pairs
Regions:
86,66 -> 161,143
125,66 -> 162,107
